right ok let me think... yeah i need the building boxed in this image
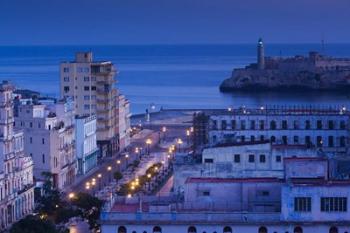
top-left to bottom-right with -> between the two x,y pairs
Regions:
60,52 -> 118,158
15,100 -> 76,189
0,81 -> 35,230
75,115 -> 98,175
116,94 -> 131,152
207,107 -> 349,155
100,157 -> 350,233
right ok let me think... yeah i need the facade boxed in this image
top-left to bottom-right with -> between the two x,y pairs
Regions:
100,157 -> 350,233
116,94 -> 131,152
60,52 -> 118,158
207,107 -> 349,155
0,81 -> 35,230
15,100 -> 76,189
75,115 -> 98,175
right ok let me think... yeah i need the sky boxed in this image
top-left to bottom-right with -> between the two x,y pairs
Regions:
0,0 -> 349,45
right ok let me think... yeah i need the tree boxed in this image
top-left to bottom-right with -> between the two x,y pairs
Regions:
70,192 -> 104,230
113,171 -> 123,184
10,215 -> 67,233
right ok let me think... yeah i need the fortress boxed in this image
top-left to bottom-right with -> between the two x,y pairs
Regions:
220,39 -> 350,91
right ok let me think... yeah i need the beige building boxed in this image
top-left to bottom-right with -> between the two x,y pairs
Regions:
60,52 -> 118,157
116,94 -> 131,151
15,100 -> 76,189
0,81 -> 35,231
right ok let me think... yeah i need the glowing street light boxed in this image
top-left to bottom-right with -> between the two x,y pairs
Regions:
146,138 -> 152,155
107,166 -> 112,182
177,138 -> 183,152
98,173 -> 102,178
68,192 -> 75,199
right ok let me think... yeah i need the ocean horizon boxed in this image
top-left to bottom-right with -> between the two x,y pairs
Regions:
0,43 -> 350,114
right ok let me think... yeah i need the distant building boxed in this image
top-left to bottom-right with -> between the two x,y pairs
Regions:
0,81 -> 35,230
206,107 -> 349,156
100,156 -> 350,233
60,52 -> 118,158
116,94 -> 131,151
15,100 -> 76,189
75,115 -> 98,175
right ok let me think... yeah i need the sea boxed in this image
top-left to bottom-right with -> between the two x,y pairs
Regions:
0,44 -> 350,114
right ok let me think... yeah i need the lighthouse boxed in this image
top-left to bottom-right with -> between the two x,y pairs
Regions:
257,38 -> 265,70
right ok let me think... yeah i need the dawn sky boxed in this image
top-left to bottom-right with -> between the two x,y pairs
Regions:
1,0 -> 349,45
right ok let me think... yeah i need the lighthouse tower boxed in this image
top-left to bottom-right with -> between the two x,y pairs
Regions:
257,38 -> 265,70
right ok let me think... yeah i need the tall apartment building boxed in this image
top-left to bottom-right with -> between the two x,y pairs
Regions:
75,115 -> 98,175
15,100 -> 76,189
0,81 -> 35,230
60,52 -> 118,158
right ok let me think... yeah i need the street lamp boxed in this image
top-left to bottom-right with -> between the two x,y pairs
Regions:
116,159 -> 121,171
125,154 -> 129,167
146,138 -> 152,155
177,138 -> 183,152
186,129 -> 190,145
97,173 -> 102,189
68,192 -> 75,200
107,166 -> 112,182
162,126 -> 167,142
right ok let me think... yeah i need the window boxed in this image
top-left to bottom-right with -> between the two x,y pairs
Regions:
260,135 -> 264,141
293,136 -> 299,144
30,137 -> 32,144
42,154 -> 45,164
30,122 -> 33,128
259,120 -> 264,130
231,120 -> 236,129
42,138 -> 45,144
91,95 -> 96,100
223,226 -> 232,233
305,136 -> 311,147
340,136 -> 346,147
259,154 -> 266,163
250,120 -> 255,130
276,155 -> 281,162
270,136 -> 276,143
84,104 -> 90,110
248,154 -> 255,163
317,120 -> 323,129
340,121 -> 346,129
240,120 -> 246,130
63,76 -> 69,82
240,135 -> 245,142
251,135 -> 255,142
282,120 -> 288,130
84,76 -> 90,82
153,226 -> 162,233
202,191 -> 210,196
305,120 -> 311,130
38,123 -> 41,128
188,226 -> 197,233
204,158 -> 214,163
118,226 -> 127,233
321,197 -> 347,212
270,121 -> 276,130
212,120 -> 217,129
328,136 -> 334,147
234,154 -> 240,163
91,86 -> 96,91
63,67 -> 69,72
293,120 -> 299,129
221,120 -> 227,130
258,226 -> 268,233
329,226 -> 338,233
328,120 -> 334,130
294,197 -> 311,212
64,86 -> 69,93
282,136 -> 288,145
84,95 -> 90,100
91,76 -> 96,81
294,226 -> 303,233
84,86 -> 90,91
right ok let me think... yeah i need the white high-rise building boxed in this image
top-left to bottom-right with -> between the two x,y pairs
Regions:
15,100 -> 76,189
0,81 -> 35,231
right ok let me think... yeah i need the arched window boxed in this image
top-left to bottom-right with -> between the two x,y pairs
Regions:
294,226 -> 303,233
223,226 -> 232,233
258,226 -> 268,233
118,226 -> 127,233
329,226 -> 338,233
188,226 -> 197,233
270,121 -> 276,130
132,231 -> 136,233
153,226 -> 162,233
